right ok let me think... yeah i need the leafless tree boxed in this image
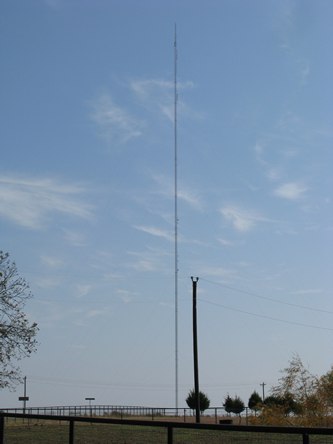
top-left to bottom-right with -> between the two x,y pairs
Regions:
0,251 -> 38,389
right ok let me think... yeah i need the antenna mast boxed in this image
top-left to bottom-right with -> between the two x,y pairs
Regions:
174,24 -> 179,412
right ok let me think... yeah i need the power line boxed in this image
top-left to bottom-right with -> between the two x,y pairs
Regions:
27,378 -> 181,392
200,277 -> 333,315
27,374 -> 275,392
199,297 -> 333,332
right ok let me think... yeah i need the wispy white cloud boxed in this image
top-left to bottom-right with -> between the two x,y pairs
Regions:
75,284 -> 92,298
178,189 -> 203,210
253,120 -> 312,203
275,1 -> 311,87
276,0 -> 295,52
130,258 -> 157,272
35,276 -> 62,289
254,140 -> 297,182
90,78 -> 197,149
90,93 -> 143,144
103,271 -> 124,281
41,255 -> 65,268
201,266 -> 237,281
217,238 -> 235,247
0,174 -> 93,229
220,206 -> 258,232
133,225 -> 173,242
151,173 -> 203,210
130,78 -> 197,122
44,0 -> 62,9
290,288 -> 323,296
220,205 -> 270,232
116,289 -> 136,304
126,247 -> 170,273
254,142 -> 265,160
73,307 -> 111,327
130,79 -> 173,97
274,182 -> 308,200
276,111 -> 302,132
254,142 -> 282,181
35,299 -> 111,328
84,309 -> 106,319
300,61 -> 310,86
62,229 -> 88,247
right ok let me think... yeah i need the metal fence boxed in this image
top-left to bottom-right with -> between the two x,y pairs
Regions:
1,412 -> 333,444
1,404 -> 170,417
0,405 -> 235,422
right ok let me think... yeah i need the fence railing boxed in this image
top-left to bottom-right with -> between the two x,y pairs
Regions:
1,412 -> 333,444
0,404 -> 236,422
1,404 -> 170,417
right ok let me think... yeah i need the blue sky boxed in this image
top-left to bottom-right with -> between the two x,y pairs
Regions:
1,0 -> 332,409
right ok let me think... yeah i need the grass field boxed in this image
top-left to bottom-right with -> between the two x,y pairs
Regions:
3,419 -> 333,443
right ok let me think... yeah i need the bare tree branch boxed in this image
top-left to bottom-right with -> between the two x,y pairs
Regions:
0,251 -> 38,389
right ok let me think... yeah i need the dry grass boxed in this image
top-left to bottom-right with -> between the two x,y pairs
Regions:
3,416 -> 333,443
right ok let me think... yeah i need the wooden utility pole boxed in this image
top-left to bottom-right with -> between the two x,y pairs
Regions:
191,277 -> 200,423
260,382 -> 266,402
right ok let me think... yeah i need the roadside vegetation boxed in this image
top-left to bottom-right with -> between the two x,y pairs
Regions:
185,354 -> 333,427
247,354 -> 333,426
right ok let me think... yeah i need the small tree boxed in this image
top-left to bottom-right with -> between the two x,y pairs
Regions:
254,355 -> 324,426
317,366 -> 333,406
223,395 -> 245,421
232,396 -> 245,417
312,367 -> 333,421
264,395 -> 284,408
0,251 -> 38,389
271,354 -> 317,406
186,389 -> 210,413
248,391 -> 262,413
223,395 -> 234,415
271,354 -> 319,424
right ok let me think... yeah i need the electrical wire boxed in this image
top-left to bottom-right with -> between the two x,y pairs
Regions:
199,297 -> 333,332
200,277 -> 333,315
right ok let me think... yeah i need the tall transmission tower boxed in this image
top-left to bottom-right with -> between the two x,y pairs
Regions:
174,24 -> 179,411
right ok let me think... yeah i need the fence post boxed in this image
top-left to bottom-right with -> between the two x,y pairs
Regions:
69,420 -> 75,444
302,433 -> 310,444
167,425 -> 173,444
0,415 -> 4,444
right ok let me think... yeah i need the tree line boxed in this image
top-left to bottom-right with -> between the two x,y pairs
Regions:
186,389 -> 247,416
186,354 -> 333,426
